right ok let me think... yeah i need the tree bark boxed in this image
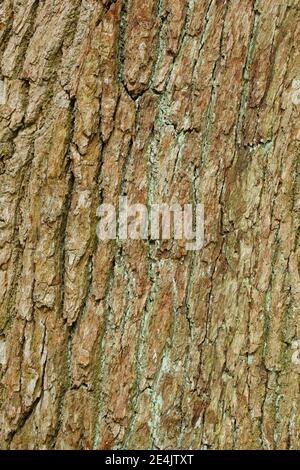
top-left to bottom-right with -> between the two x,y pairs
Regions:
0,0 -> 300,450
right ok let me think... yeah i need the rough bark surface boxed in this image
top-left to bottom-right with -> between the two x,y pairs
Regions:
0,0 -> 300,450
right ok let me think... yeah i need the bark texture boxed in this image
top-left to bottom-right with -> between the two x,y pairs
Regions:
0,0 -> 300,450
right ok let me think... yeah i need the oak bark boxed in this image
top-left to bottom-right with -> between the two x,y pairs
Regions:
0,0 -> 300,450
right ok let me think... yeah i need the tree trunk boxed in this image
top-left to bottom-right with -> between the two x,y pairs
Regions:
0,0 -> 300,450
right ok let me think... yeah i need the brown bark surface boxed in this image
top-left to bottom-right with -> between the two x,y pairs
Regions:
0,0 -> 300,450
